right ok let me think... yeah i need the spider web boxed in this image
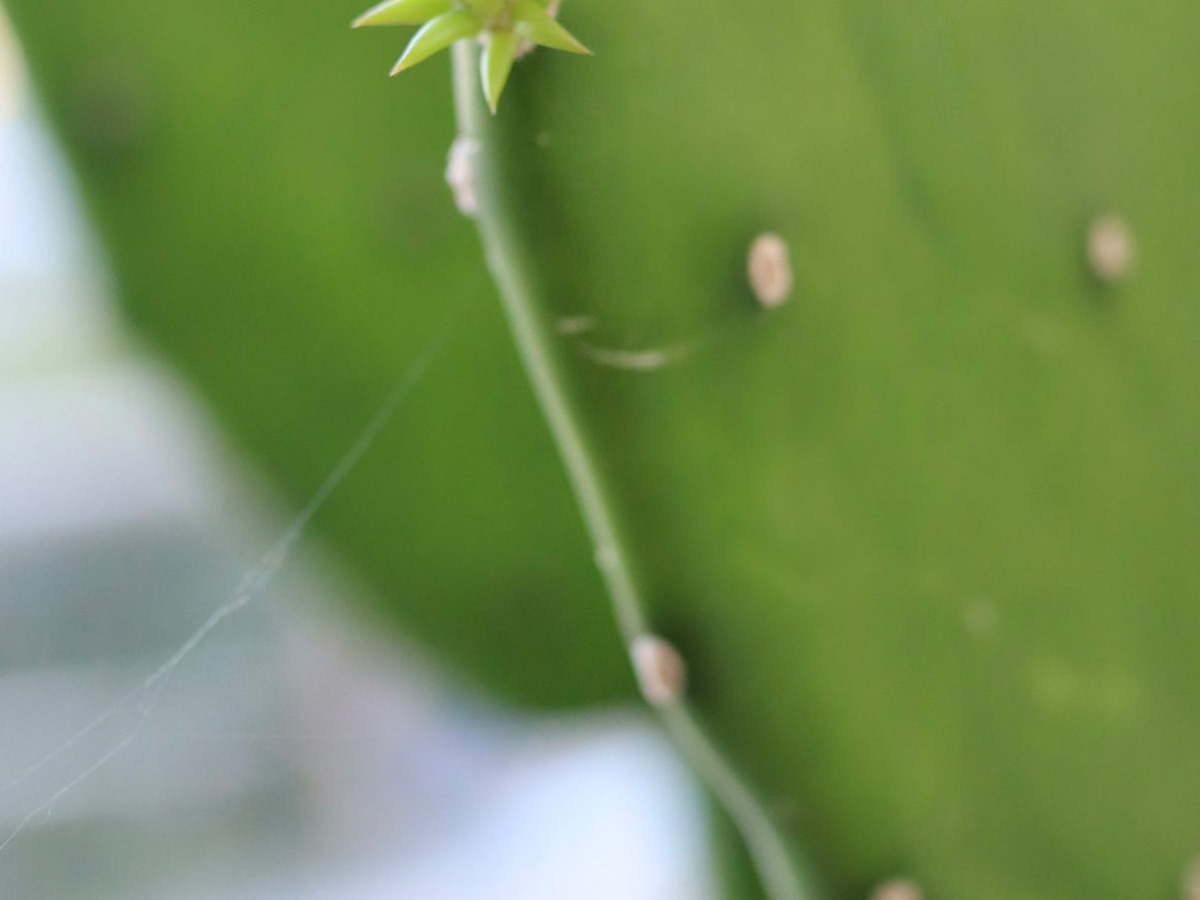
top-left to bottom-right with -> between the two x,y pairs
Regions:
0,314 -> 455,857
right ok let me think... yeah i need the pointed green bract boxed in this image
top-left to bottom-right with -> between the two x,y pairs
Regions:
355,0 -> 591,106
352,0 -> 453,28
391,10 -> 482,75
511,0 -> 590,55
463,0 -> 504,19
481,30 -> 519,113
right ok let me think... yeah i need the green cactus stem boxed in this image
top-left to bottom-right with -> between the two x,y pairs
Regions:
449,41 -> 823,900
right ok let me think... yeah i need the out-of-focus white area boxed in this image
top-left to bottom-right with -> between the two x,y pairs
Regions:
0,14 -> 715,900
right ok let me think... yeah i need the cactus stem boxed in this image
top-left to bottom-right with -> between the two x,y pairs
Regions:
451,39 -> 826,900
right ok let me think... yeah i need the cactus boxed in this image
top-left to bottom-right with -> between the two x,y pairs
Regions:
10,0 -> 1200,898
412,6 -> 1200,899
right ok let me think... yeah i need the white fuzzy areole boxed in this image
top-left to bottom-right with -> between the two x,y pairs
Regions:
748,232 -> 794,308
869,879 -> 924,900
1088,214 -> 1136,282
630,634 -> 687,706
445,136 -> 480,218
556,315 -> 597,336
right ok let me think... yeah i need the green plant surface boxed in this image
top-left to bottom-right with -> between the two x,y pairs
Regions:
2,0 -> 633,708
11,0 -> 1200,896
449,2 -> 1200,898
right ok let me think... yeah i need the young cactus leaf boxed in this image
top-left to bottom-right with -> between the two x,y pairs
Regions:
511,0 -> 591,55
481,30 -> 520,113
352,0 -> 453,29
391,10 -> 483,75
